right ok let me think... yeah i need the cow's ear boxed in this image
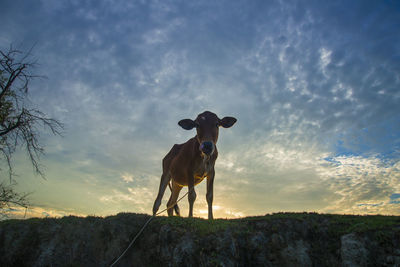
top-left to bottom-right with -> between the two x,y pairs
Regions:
219,117 -> 237,128
178,119 -> 198,130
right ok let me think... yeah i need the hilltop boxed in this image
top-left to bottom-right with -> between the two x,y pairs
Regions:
1,212 -> 399,266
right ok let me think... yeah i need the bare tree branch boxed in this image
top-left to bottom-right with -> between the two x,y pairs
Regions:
0,45 -> 63,215
0,65 -> 26,100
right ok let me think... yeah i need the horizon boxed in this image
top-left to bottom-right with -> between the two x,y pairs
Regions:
1,0 -> 399,219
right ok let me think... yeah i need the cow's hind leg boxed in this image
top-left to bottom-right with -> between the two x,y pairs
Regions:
167,182 -> 181,216
167,181 -> 182,216
173,203 -> 180,216
152,172 -> 171,215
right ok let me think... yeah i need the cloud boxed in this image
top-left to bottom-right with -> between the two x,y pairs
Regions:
99,185 -> 155,214
318,156 -> 400,215
0,0 -> 399,218
7,0 -> 396,160
143,18 -> 185,45
4,205 -> 86,220
121,173 -> 134,183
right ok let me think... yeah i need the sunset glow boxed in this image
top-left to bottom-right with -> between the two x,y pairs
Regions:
1,0 -> 399,219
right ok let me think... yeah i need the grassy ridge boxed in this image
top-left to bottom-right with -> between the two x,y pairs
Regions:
155,212 -> 400,235
1,212 -> 399,266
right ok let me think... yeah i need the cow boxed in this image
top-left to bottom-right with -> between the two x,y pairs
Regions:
152,111 -> 237,220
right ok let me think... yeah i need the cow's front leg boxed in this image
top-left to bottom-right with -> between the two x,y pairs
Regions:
206,169 -> 215,220
188,175 -> 196,217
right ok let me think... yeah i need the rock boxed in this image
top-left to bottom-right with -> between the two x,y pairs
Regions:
341,233 -> 368,267
281,240 -> 311,266
173,234 -> 196,266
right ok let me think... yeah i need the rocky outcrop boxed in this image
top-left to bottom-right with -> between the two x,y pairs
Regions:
0,213 -> 399,266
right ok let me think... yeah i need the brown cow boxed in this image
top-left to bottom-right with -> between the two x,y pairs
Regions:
152,111 -> 237,220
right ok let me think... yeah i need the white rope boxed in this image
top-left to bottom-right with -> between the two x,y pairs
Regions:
109,190 -> 189,267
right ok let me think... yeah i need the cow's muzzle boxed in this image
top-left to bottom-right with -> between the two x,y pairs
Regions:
200,141 -> 214,156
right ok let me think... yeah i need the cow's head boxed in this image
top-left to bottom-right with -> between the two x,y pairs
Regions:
178,111 -> 237,156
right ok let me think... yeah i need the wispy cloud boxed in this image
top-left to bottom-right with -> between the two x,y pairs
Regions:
121,173 -> 134,183
0,0 -> 399,218
4,205 -> 86,220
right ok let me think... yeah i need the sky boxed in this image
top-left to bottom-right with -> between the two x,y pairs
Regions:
0,0 -> 399,219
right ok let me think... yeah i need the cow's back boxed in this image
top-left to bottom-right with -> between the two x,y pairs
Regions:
162,143 -> 183,172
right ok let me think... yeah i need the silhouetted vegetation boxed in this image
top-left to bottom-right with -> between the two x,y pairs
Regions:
0,45 -> 63,216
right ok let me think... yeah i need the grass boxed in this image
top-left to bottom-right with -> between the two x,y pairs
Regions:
237,212 -> 317,222
325,213 -> 400,236
172,212 -> 397,235
154,212 -> 400,238
156,215 -> 238,235
2,212 -> 399,236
